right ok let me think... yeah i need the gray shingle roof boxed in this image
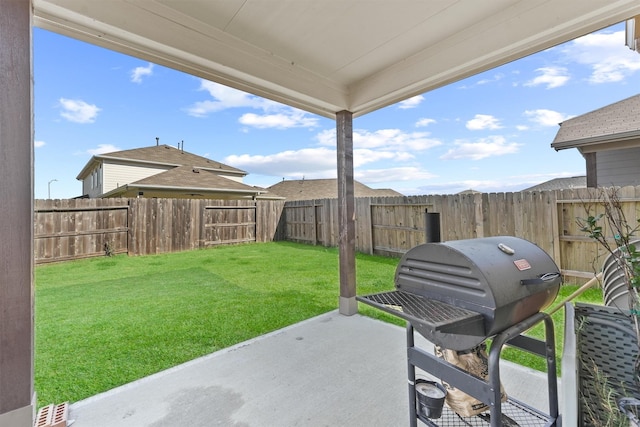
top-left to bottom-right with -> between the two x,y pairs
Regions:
78,144 -> 245,179
267,179 -> 402,201
552,93 -> 640,150
522,176 -> 586,192
131,165 -> 262,192
103,144 -> 245,173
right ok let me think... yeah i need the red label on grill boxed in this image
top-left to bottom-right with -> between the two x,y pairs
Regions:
514,259 -> 531,271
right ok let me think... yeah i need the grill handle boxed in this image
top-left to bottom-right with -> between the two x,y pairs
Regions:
521,272 -> 561,286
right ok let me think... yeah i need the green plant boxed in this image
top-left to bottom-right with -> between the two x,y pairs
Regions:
577,189 -> 640,293
103,241 -> 114,256
581,358 -> 630,427
577,187 -> 640,386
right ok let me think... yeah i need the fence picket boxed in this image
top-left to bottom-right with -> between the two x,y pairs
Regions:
280,186 -> 640,284
34,187 -> 640,284
34,198 -> 284,263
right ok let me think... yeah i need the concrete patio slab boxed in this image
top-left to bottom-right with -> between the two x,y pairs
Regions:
68,311 -> 557,427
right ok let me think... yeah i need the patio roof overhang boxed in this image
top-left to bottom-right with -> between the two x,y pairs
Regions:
33,1 -> 640,119
4,2 -> 640,425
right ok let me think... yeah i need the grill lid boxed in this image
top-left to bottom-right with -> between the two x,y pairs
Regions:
358,236 -> 561,350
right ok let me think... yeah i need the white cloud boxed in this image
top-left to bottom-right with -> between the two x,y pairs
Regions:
34,140 -> 46,148
475,73 -> 505,86
186,80 -> 318,129
225,147 -> 336,176
523,109 -> 574,127
226,144 -> 419,177
59,98 -> 100,123
357,167 -> 437,183
87,144 -> 120,155
315,129 -> 337,145
466,114 -> 502,130
316,128 -> 442,151
239,111 -> 318,129
353,148 -> 414,166
524,67 -> 570,89
440,135 -> 521,160
561,30 -> 640,83
225,126 -> 434,177
356,129 -> 441,151
398,95 -> 424,109
380,170 -> 587,196
416,118 -> 436,128
412,175 -> 542,196
458,73 -> 506,89
186,80 -> 279,117
131,63 -> 154,83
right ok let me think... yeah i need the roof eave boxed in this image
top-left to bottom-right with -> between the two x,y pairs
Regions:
97,155 -> 247,176
34,1 -> 640,119
552,129 -> 640,151
75,156 -> 100,180
104,184 -> 265,197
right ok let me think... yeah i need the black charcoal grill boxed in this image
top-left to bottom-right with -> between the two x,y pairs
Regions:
358,235 -> 562,350
358,235 -> 561,426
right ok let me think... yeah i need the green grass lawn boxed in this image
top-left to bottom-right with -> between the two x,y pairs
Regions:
35,241 -> 601,407
35,241 -> 396,406
499,285 -> 603,373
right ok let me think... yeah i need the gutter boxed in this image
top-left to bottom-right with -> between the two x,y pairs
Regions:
101,184 -> 266,198
96,155 -> 247,176
552,129 -> 640,151
75,156 -> 100,180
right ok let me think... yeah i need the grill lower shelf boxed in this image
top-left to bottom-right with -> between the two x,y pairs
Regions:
418,397 -> 553,427
357,290 -> 484,335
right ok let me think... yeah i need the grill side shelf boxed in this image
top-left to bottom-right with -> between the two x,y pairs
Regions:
356,290 -> 483,333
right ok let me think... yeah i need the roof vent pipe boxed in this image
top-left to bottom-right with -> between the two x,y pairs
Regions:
181,140 -> 184,152
156,137 -> 159,146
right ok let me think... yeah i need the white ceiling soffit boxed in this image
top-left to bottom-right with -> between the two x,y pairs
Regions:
33,0 -> 640,119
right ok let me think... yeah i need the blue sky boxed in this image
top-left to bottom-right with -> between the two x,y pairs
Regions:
34,22 -> 640,199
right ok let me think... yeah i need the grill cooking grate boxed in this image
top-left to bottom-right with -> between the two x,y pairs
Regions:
419,398 -> 552,426
357,290 -> 483,334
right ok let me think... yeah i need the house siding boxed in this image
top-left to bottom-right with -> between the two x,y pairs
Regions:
82,177 -> 101,198
82,164 -> 103,198
596,147 -> 640,187
220,174 -> 243,183
103,161 -> 172,194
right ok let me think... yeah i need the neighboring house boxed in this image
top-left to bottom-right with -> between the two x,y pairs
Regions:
522,176 -> 587,192
551,94 -> 640,188
267,179 -> 402,201
76,144 -> 271,199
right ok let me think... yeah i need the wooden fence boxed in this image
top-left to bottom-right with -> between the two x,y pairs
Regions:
281,186 -> 640,284
34,199 -> 130,263
34,198 -> 284,263
35,186 -> 640,283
